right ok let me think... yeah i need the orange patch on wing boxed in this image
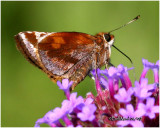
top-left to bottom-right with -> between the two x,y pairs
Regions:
52,37 -> 66,44
51,43 -> 61,49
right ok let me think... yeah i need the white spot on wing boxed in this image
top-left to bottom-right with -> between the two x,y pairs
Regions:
35,31 -> 46,41
19,32 -> 37,59
36,32 -> 54,43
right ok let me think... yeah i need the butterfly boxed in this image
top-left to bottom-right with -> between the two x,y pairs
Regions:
15,15 -> 140,90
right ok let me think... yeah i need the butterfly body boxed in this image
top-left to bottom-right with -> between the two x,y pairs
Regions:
15,31 -> 114,90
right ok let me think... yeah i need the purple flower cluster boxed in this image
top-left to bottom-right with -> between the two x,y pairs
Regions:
35,59 -> 159,127
35,79 -> 97,127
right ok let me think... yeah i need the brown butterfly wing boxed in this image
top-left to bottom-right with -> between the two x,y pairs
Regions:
15,31 -> 49,70
38,32 -> 96,77
15,31 -> 97,90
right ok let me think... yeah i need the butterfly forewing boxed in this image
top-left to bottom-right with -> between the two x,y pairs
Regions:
38,32 -> 95,76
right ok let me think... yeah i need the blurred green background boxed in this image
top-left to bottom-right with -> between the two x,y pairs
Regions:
2,1 -> 159,127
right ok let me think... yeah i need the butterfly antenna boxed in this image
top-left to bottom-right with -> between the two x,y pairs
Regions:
109,15 -> 140,33
112,45 -> 136,80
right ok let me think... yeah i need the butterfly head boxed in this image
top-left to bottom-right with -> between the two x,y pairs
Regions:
103,33 -> 114,47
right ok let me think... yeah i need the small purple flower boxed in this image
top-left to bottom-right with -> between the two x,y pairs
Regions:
68,92 -> 84,112
35,118 -> 46,127
91,68 -> 108,89
152,60 -> 159,83
105,67 -> 117,78
117,64 -> 130,76
84,97 -> 93,105
138,98 -> 159,119
117,64 -> 133,89
117,104 -> 145,127
77,104 -> 97,121
142,58 -> 154,69
134,78 -> 156,100
102,67 -> 118,97
57,79 -> 73,91
142,59 -> 159,71
140,58 -> 151,82
61,99 -> 72,113
35,107 -> 64,127
114,87 -> 134,103
140,59 -> 159,83
57,79 -> 73,99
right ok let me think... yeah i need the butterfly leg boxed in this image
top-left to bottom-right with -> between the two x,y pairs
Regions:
105,47 -> 111,69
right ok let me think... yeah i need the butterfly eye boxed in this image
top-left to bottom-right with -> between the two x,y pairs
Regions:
104,34 -> 111,42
